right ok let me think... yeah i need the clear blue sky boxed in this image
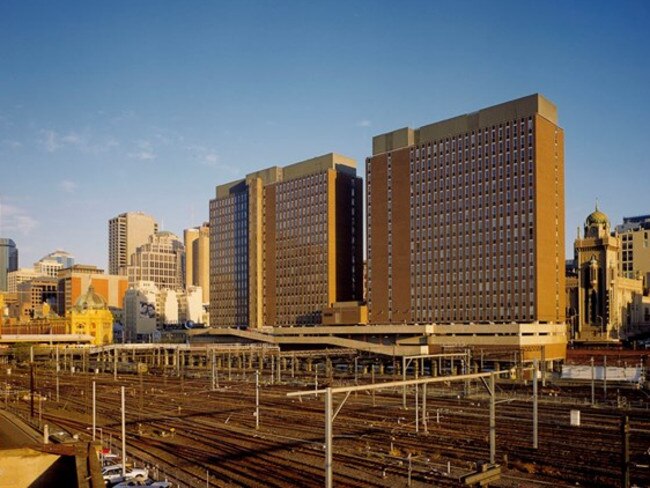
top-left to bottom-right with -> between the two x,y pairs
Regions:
1,0 -> 648,268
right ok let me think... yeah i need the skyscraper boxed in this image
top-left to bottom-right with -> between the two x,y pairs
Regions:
0,238 -> 18,292
108,212 -> 158,275
366,94 -> 565,325
184,223 -> 210,303
126,231 -> 185,290
209,153 -> 363,328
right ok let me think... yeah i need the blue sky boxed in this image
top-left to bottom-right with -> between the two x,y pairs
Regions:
1,0 -> 648,268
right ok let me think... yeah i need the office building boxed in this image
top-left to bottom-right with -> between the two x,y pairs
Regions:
7,268 -> 40,293
209,153 -> 363,328
184,223 -> 210,303
366,94 -> 565,325
57,264 -> 128,315
616,214 -> 650,288
108,212 -> 158,275
0,238 -> 18,292
126,231 -> 185,290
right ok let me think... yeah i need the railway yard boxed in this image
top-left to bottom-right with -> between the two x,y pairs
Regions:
2,345 -> 650,487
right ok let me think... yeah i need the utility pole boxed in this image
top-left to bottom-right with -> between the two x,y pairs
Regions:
121,386 -> 126,478
591,357 -> 595,406
603,355 -> 607,403
255,370 -> 260,430
325,387 -> 333,488
211,349 -> 216,391
55,346 -> 60,402
621,416 -> 630,488
92,381 -> 96,441
422,383 -> 428,433
489,373 -> 496,464
533,359 -> 538,449
30,346 -> 34,419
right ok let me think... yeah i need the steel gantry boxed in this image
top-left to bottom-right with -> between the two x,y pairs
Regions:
401,351 -> 471,409
287,369 -> 514,488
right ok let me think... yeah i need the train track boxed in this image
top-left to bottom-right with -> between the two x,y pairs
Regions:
3,364 -> 650,487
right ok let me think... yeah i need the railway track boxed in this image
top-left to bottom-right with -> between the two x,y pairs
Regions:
3,364 -> 650,487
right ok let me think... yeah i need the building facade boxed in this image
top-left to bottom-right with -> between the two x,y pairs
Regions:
57,264 -> 128,315
367,94 -> 565,325
16,276 -> 58,319
123,281 -> 158,342
616,215 -> 650,289
67,285 -> 114,345
571,206 -> 650,341
7,268 -> 40,293
0,238 -> 18,292
126,231 -> 185,290
184,223 -> 210,303
108,212 -> 158,275
209,153 -> 363,328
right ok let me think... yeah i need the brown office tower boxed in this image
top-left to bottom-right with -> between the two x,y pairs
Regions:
209,153 -> 363,328
367,94 -> 565,325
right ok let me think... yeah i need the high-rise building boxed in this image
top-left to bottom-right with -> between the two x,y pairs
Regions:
108,212 -> 158,275
184,223 -> 210,303
209,153 -> 363,328
0,238 -> 18,292
366,94 -> 565,325
126,231 -> 185,290
616,215 -> 650,288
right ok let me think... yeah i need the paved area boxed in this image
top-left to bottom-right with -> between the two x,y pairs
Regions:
0,410 -> 41,448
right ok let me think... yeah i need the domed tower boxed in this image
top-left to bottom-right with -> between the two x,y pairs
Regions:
573,203 -> 620,341
67,283 -> 114,345
584,203 -> 610,239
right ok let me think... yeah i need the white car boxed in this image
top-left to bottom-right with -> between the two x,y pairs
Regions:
112,480 -> 172,488
102,464 -> 148,485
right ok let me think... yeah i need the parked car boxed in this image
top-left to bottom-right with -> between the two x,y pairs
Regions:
102,464 -> 148,485
112,480 -> 172,488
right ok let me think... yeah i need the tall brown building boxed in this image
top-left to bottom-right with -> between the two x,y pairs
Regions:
209,153 -> 363,328
367,94 -> 565,325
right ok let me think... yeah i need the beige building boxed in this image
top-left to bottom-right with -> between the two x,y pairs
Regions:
108,211 -> 158,275
616,215 -> 650,289
126,231 -> 185,290
7,268 -> 40,293
367,94 -> 565,326
571,206 -> 649,341
209,153 -> 363,328
184,223 -> 210,303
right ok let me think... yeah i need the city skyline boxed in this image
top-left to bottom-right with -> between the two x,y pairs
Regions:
1,1 -> 649,267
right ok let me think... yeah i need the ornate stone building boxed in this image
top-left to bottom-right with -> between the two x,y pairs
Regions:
571,205 -> 648,341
